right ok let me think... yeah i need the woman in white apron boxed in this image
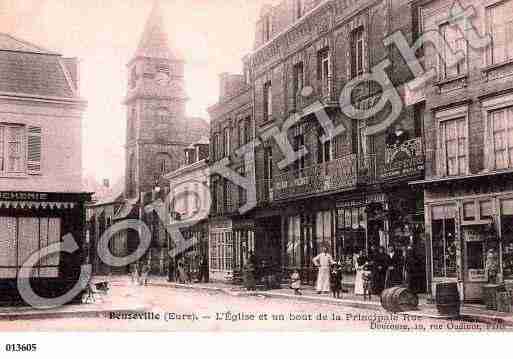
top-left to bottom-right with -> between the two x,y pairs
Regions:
354,250 -> 368,295
313,247 -> 334,294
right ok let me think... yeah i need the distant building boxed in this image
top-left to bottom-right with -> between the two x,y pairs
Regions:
164,137 -> 210,280
208,71 -> 254,282
0,32 -> 89,304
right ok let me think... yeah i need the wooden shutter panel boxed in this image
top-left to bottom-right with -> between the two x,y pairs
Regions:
27,126 -> 42,174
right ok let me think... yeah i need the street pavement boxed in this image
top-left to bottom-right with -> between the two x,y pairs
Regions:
0,276 -> 510,332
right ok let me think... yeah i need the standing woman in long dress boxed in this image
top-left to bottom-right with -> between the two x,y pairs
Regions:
313,246 -> 334,294
354,250 -> 368,295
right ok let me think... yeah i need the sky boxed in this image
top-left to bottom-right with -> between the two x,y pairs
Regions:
0,0 -> 273,185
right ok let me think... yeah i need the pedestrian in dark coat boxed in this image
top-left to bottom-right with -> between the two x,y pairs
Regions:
385,246 -> 404,288
330,263 -> 343,298
373,247 -> 388,295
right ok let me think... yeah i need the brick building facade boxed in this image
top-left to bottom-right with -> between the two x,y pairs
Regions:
209,0 -> 427,289
412,0 -> 513,302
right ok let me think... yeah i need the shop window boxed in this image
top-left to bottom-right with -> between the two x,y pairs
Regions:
316,211 -> 332,255
0,217 -> 61,279
432,210 -> 457,278
463,202 -> 476,221
480,200 -> 494,220
287,216 -> 301,267
501,199 -> 513,279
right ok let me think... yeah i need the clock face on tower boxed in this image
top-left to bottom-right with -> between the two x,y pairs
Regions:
155,71 -> 170,86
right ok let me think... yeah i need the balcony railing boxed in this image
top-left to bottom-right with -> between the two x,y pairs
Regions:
270,154 -> 376,201
381,137 -> 425,180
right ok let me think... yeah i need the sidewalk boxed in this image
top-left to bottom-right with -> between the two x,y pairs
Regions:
147,277 -> 513,327
0,276 -> 147,321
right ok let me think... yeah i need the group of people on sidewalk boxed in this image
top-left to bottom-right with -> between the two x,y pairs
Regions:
167,255 -> 209,284
290,244 -> 423,299
130,262 -> 150,286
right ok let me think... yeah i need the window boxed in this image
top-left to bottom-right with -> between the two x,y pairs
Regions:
486,1 -> 513,65
129,109 -> 136,139
263,82 -> 272,122
0,217 -> 61,279
244,117 -> 251,144
318,48 -> 331,96
212,133 -> 220,161
223,178 -> 230,213
211,177 -> 218,214
440,23 -> 467,79
264,15 -> 272,42
318,128 -> 332,164
431,205 -> 457,278
155,153 -> 171,175
439,117 -> 467,176
130,66 -> 137,89
0,124 -> 41,176
488,106 -> 513,170
238,165 -> 246,207
296,0 -> 303,20
156,63 -> 170,74
238,118 -> 251,147
264,146 -> 273,180
156,108 -> 170,124
287,216 -> 301,267
293,62 -> 304,107
292,124 -> 305,175
223,127 -> 231,157
351,27 -> 365,78
209,232 -> 233,271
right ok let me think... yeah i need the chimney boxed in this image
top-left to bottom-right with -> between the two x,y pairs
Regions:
219,72 -> 230,101
103,179 -> 110,188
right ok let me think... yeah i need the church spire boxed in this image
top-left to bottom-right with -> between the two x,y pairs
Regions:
134,0 -> 181,60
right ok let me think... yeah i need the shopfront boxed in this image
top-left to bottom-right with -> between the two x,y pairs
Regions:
0,191 -> 90,305
424,183 -> 513,302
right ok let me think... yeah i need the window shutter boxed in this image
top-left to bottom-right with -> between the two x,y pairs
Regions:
27,126 -> 42,174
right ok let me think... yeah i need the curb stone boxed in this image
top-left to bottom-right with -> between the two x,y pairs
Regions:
150,282 -> 513,327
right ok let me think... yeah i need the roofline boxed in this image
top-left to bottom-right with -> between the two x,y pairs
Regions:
0,32 -> 59,55
164,159 -> 209,180
207,86 -> 252,114
0,92 -> 87,107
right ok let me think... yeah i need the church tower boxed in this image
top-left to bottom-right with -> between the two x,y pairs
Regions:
124,0 -> 207,199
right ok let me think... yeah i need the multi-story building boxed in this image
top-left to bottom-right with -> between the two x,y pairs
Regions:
208,71 -> 255,281
208,0 -> 427,288
165,137 -> 210,280
248,0 -> 426,286
0,33 -> 89,304
412,0 -> 513,302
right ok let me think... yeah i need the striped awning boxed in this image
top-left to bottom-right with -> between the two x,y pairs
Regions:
0,201 -> 76,210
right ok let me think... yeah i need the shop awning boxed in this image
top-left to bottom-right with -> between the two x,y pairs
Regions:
0,201 -> 76,209
409,168 -> 513,187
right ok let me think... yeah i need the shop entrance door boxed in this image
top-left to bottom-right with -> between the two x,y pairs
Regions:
462,226 -> 487,302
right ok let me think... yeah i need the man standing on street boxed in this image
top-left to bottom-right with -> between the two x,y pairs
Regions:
313,245 -> 334,294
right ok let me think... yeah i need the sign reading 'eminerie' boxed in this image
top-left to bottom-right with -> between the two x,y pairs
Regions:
0,192 -> 49,201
